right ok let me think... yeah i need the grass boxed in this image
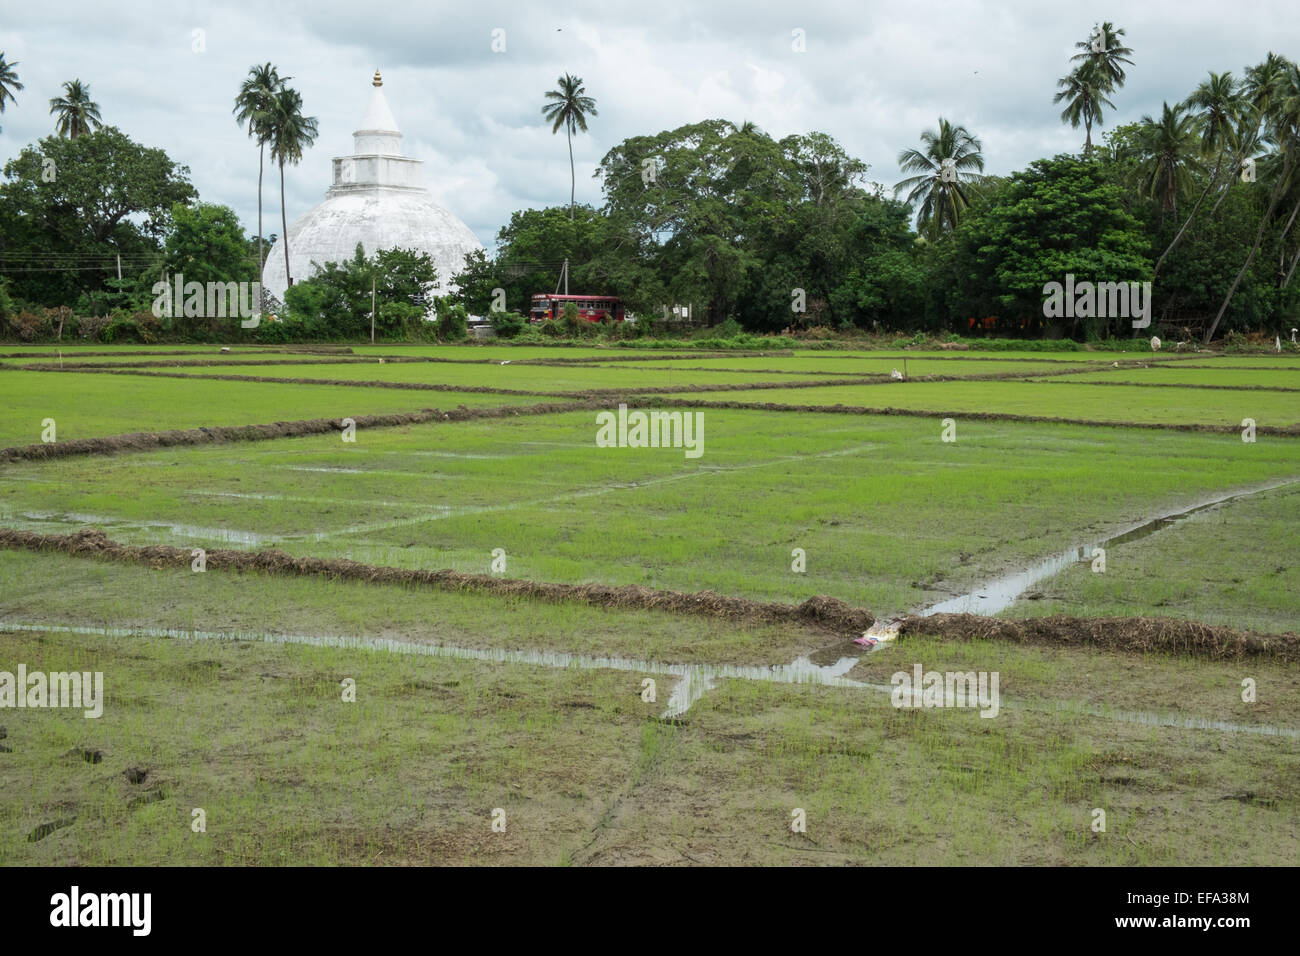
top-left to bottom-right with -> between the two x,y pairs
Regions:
664,379 -> 1300,427
1,342 -> 1297,866
1038,367 -> 1300,388
2,620 -> 1294,865
1006,481 -> 1300,635
0,370 -> 540,446
0,548 -> 828,667
77,360 -> 794,391
2,408 -> 1295,616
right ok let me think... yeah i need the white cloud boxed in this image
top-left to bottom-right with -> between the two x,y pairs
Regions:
1,0 -> 1297,252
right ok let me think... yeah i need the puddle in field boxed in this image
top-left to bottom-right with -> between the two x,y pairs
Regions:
4,510 -> 270,546
920,478 -> 1300,618
2,620 -> 1294,736
187,490 -> 413,508
0,620 -> 862,721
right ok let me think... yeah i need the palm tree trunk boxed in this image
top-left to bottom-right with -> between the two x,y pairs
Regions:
280,160 -> 291,286
1204,156 -> 1296,343
1210,149 -> 1244,216
1154,158 -> 1223,280
257,142 -> 265,283
1283,242 -> 1300,288
567,123 -> 575,220
1278,194 -> 1300,288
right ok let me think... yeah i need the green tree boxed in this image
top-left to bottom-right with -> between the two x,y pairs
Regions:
950,155 -> 1150,337
0,127 -> 196,306
158,202 -> 258,333
267,85 -> 319,287
0,53 -> 22,134
163,202 -> 256,284
541,74 -> 598,220
283,243 -> 436,340
894,118 -> 985,238
436,297 -> 468,341
233,63 -> 287,281
453,204 -> 604,316
600,120 -> 802,322
48,79 -> 103,139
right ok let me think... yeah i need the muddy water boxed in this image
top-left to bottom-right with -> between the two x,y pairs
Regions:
0,619 -> 863,721
1,510 -> 270,547
919,479 -> 1300,618
3,620 -> 1295,737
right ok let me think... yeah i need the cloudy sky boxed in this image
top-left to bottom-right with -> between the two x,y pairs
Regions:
2,0 -> 1297,251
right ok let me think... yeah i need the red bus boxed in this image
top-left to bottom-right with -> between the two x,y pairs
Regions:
530,293 -> 624,324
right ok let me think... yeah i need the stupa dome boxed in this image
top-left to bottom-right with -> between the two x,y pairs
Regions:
261,71 -> 483,303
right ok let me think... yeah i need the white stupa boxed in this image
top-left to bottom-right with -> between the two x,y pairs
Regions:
261,70 -> 482,302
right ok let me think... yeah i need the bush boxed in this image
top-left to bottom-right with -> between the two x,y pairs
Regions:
10,310 -> 48,341
1223,330 -> 1249,352
437,300 -> 468,341
561,302 -> 583,337
100,309 -> 156,343
0,278 -> 13,325
74,314 -> 112,341
490,310 -> 527,339
376,301 -> 430,340
252,314 -> 304,344
943,336 -> 1084,352
712,317 -> 743,338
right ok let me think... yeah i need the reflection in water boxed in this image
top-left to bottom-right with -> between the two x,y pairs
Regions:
2,620 -> 1293,737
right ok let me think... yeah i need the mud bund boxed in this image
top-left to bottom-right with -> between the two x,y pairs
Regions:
0,528 -> 875,635
899,612 -> 1300,662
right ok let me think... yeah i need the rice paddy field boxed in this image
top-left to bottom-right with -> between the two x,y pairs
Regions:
1,342 -> 1297,866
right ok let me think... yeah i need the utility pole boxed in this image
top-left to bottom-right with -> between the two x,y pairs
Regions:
370,275 -> 376,344
116,255 -> 121,280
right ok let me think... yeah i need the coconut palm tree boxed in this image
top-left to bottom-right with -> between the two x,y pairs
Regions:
1208,56 -> 1286,217
234,63 -> 287,281
893,118 -> 985,238
1055,60 -> 1115,155
1070,22 -> 1134,92
1206,57 -> 1300,342
1132,102 -> 1202,221
541,74 -> 598,220
48,79 -> 102,138
0,53 -> 23,134
1154,72 -> 1245,277
1243,53 -> 1290,117
267,85 -> 319,287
